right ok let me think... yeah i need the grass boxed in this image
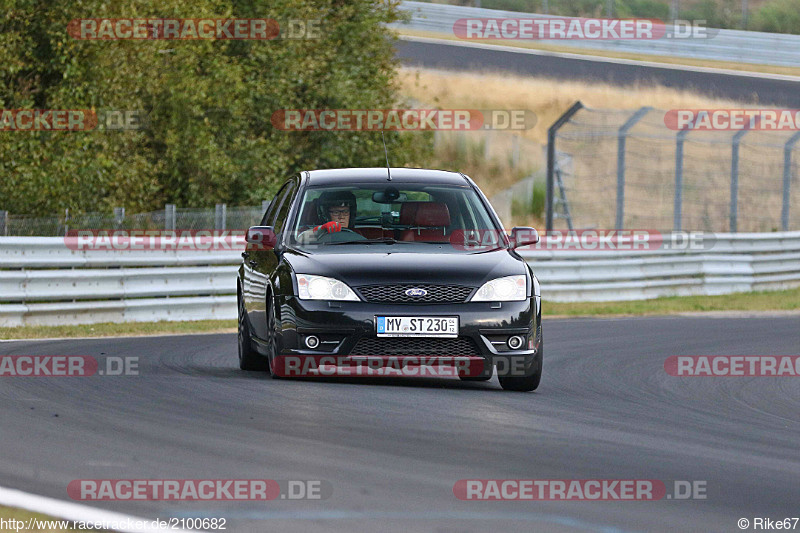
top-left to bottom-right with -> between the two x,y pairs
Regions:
1,290 -> 797,340
0,506 -> 85,532
0,319 -> 236,340
395,28 -> 800,78
398,66 -> 748,145
546,287 -> 800,316
427,129 -> 538,199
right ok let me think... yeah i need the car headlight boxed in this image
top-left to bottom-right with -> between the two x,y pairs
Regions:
470,275 -> 527,302
296,274 -> 360,301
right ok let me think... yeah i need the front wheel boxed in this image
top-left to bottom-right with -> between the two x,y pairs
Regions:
498,343 -> 542,392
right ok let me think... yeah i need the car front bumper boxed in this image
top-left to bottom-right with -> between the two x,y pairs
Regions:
267,295 -> 541,377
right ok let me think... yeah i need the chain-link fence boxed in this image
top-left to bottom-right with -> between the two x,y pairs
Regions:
547,104 -> 800,232
0,204 -> 267,236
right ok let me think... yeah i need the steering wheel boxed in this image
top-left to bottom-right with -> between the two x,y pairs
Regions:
315,227 -> 366,243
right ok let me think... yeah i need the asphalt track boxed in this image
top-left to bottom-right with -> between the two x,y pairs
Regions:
396,37 -> 800,107
1,316 -> 799,532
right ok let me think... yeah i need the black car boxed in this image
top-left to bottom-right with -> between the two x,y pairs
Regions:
237,168 -> 542,391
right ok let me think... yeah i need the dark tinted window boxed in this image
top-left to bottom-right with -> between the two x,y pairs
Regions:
272,181 -> 298,235
261,181 -> 292,226
289,182 -> 499,248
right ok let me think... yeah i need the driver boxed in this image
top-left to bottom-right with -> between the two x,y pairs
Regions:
298,190 -> 359,243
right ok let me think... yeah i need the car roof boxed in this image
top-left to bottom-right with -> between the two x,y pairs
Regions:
303,168 -> 469,186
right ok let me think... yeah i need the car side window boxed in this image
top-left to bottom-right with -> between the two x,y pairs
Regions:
272,182 -> 298,235
261,182 -> 291,226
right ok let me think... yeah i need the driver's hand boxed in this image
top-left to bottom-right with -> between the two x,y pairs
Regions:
314,221 -> 341,237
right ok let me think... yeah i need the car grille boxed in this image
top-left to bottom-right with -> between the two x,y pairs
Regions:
350,336 -> 481,356
355,284 -> 473,304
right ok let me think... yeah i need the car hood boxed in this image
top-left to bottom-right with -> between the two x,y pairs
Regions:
284,247 -> 527,288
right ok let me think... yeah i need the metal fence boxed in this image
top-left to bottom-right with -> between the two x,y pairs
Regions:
0,204 -> 267,237
395,1 -> 800,67
2,231 -> 799,325
545,102 -> 800,233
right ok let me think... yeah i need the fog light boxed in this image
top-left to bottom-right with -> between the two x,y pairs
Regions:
507,335 -> 524,350
305,335 -> 320,349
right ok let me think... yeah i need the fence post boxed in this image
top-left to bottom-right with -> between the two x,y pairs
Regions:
741,0 -> 749,29
0,210 -> 7,236
674,128 -> 692,231
547,101 -> 583,231
215,203 -> 227,230
730,127 -> 753,232
616,107 -> 651,229
113,207 -> 125,228
165,204 -> 176,230
783,132 -> 800,231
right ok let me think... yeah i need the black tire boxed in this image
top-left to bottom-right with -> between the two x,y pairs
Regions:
458,358 -> 493,381
498,343 -> 542,392
238,290 -> 269,371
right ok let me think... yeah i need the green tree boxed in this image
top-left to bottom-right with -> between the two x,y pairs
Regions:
752,0 -> 800,34
0,0 -> 431,215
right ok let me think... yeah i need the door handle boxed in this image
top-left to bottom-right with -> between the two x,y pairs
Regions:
248,260 -> 257,268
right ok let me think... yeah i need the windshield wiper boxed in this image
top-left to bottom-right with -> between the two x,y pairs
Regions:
324,238 -> 400,245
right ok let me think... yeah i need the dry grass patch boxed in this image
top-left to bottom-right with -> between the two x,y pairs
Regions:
399,66 -> 749,145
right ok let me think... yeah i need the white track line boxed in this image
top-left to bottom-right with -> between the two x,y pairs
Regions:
399,35 -> 800,82
0,485 -> 194,532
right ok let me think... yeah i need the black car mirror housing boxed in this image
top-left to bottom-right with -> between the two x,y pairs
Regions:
246,226 -> 277,250
510,227 -> 540,249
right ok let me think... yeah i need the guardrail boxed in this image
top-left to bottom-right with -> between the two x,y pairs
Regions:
1,232 -> 798,326
395,1 -> 800,68
0,237 -> 240,327
519,232 -> 800,301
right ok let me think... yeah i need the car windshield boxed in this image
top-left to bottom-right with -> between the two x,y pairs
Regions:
288,183 -> 504,250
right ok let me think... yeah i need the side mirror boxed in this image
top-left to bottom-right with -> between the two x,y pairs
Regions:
510,227 -> 539,249
246,226 -> 277,250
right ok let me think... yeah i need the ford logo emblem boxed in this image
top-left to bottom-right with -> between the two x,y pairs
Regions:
405,288 -> 427,297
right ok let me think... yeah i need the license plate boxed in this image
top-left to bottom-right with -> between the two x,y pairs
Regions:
376,316 -> 459,338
